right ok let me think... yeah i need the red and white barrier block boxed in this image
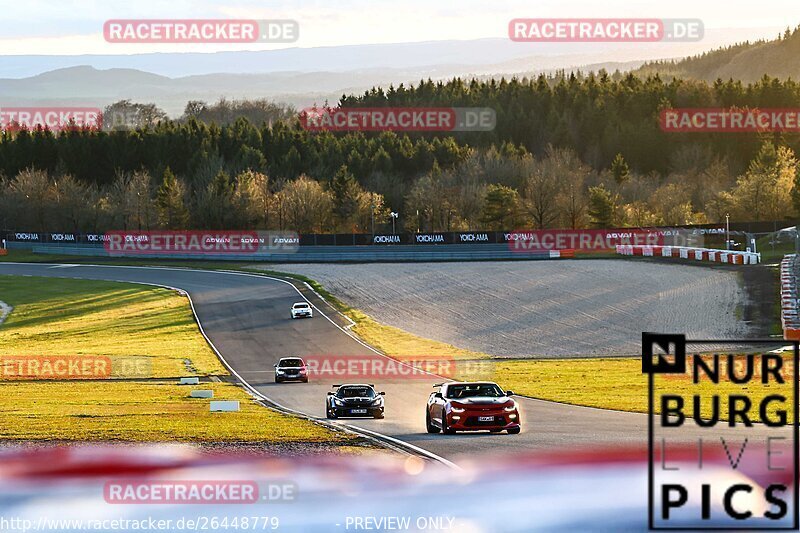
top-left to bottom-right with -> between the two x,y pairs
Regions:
615,245 -> 760,265
781,254 -> 800,340
548,249 -> 575,259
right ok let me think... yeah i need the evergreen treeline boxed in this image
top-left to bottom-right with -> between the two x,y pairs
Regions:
636,24 -> 800,83
2,72 -> 800,233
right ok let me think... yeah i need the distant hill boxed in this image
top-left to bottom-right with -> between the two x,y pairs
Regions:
635,26 -> 800,82
0,27 -> 787,115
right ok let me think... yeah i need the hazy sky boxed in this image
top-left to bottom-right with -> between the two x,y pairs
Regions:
0,0 -> 796,55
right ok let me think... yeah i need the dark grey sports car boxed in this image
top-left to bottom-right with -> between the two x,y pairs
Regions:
326,384 -> 385,419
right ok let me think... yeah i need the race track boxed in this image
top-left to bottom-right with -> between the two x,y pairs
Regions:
0,263 -> 782,465
265,261 -> 749,357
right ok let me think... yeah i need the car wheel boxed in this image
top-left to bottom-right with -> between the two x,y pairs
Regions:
508,427 -> 521,434
326,408 -> 336,419
302,378 -> 308,383
426,410 -> 440,433
374,413 -> 384,419
274,377 -> 281,383
489,429 -> 502,433
441,413 -> 456,435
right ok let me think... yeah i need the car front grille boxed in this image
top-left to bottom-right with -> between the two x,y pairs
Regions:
464,416 -> 506,427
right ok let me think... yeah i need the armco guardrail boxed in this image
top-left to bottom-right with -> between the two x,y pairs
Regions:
7,242 -> 576,263
781,254 -> 800,340
3,226 -> 727,248
615,245 -> 760,265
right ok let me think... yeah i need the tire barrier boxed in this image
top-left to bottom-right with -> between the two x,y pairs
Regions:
781,254 -> 800,341
615,245 -> 760,265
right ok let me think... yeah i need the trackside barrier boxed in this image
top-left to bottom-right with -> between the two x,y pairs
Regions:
11,242 -> 581,263
781,255 -> 800,340
615,245 -> 760,265
210,401 -> 240,412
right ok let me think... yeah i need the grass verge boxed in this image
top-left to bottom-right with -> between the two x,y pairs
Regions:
0,274 -> 354,444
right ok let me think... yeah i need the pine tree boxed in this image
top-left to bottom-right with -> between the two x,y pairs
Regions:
480,184 -> 522,230
588,185 -> 615,228
329,165 -> 362,231
611,153 -> 630,186
156,167 -> 189,229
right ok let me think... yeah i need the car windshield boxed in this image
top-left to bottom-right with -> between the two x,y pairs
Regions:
279,358 -> 304,368
293,303 -> 309,309
337,386 -> 375,398
445,384 -> 504,399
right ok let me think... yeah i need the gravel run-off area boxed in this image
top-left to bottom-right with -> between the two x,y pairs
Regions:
263,260 -> 752,358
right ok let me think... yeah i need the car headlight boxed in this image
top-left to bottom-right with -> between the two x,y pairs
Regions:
450,406 -> 465,413
332,398 -> 344,406
503,405 -> 517,412
276,369 -> 284,374
371,398 -> 383,406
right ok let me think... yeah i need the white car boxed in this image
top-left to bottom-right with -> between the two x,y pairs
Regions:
290,302 -> 313,319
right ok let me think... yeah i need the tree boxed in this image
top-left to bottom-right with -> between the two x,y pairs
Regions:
587,185 -> 615,228
155,167 -> 189,229
52,174 -> 98,232
403,163 -> 463,232
610,153 -> 631,186
728,142 -> 797,221
9,168 -> 51,230
230,170 -> 273,229
278,175 -> 333,233
102,100 -> 167,130
648,183 -> 704,225
329,165 -> 362,231
480,184 -> 523,230
523,146 -> 586,229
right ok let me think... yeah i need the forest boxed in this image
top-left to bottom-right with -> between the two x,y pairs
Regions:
1,71 -> 800,233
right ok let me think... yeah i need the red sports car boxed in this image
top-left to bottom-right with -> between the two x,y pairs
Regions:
426,381 -> 521,434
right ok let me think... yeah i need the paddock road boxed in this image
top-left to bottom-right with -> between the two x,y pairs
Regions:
0,263 -> 787,465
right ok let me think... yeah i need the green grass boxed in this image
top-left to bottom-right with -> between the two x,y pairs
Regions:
0,381 -> 348,442
0,276 -> 226,377
496,357 -> 794,421
0,274 -> 355,444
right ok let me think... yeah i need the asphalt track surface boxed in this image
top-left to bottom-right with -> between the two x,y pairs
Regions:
0,263 -> 787,466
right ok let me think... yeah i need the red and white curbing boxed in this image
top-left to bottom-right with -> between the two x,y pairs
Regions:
615,245 -> 760,265
781,254 -> 800,340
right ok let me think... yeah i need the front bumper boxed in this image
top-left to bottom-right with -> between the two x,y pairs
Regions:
446,410 -> 520,431
275,372 -> 307,381
292,311 -> 312,318
329,405 -> 384,417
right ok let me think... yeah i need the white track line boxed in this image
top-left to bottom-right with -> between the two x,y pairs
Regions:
2,262 -> 459,470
